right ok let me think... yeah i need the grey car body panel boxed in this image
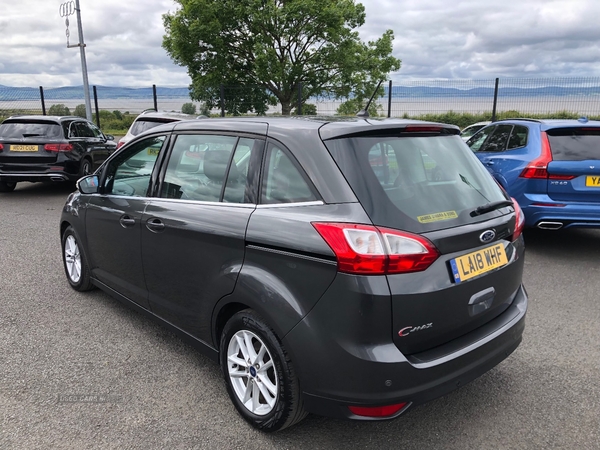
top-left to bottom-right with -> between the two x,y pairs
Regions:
141,199 -> 252,343
214,203 -> 371,342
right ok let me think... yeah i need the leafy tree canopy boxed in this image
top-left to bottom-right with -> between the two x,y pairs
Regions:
163,0 -> 401,115
74,104 -> 87,118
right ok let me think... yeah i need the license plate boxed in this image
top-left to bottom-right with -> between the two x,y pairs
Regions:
585,175 -> 600,187
10,145 -> 38,152
450,243 -> 508,283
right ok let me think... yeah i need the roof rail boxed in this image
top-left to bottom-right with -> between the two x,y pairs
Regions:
498,118 -> 543,123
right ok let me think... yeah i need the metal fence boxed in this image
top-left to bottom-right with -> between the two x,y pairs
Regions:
2,77 -> 600,125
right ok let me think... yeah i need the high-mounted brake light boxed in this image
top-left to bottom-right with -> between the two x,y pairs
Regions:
404,125 -> 443,133
511,197 -> 525,241
312,223 -> 440,275
348,402 -> 408,418
44,143 -> 73,152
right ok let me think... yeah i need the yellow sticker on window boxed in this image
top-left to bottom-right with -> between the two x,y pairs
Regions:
417,211 -> 458,223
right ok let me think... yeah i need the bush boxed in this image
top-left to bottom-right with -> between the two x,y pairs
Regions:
181,102 -> 197,115
74,104 -> 87,118
48,104 -> 70,116
292,103 -> 317,115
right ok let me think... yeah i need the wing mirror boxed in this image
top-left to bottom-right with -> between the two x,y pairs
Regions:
77,175 -> 99,194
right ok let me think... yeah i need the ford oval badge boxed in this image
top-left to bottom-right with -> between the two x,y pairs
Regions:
480,230 -> 496,243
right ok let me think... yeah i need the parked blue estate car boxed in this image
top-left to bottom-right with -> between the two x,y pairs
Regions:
466,118 -> 600,230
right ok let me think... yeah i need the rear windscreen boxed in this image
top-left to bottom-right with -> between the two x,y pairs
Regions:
547,128 -> 600,161
0,121 -> 62,139
130,118 -> 176,136
324,134 -> 509,233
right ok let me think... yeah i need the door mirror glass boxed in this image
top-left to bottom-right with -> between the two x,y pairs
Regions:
77,175 -> 99,194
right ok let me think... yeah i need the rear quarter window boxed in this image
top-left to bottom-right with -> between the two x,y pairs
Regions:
547,128 -> 600,160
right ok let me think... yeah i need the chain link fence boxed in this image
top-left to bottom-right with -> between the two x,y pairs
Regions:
2,78 -> 600,125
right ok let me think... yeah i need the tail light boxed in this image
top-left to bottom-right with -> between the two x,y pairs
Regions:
348,402 -> 408,417
519,132 -> 575,180
0,143 -> 3,152
117,141 -> 125,149
312,223 -> 439,275
44,143 -> 73,152
512,197 -> 525,241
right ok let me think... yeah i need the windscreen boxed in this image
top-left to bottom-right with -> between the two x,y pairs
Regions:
324,134 -> 509,233
547,128 -> 600,161
0,121 -> 62,139
130,118 -> 177,136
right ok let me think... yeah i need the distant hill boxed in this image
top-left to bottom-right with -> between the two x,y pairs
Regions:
1,83 -> 600,101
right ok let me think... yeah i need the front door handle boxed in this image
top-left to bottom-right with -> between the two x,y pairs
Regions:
146,218 -> 165,232
119,215 -> 135,228
484,160 -> 495,166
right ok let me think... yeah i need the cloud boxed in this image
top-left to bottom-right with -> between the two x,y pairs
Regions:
1,0 -> 600,88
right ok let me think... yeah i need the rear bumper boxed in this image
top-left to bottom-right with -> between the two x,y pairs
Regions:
0,171 -> 71,183
284,283 -> 527,421
521,196 -> 600,229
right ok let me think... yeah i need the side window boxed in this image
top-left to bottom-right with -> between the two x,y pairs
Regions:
103,135 -> 166,196
161,134 -> 237,202
467,126 -> 495,152
261,144 -> 318,204
507,125 -> 529,150
75,122 -> 95,138
89,122 -> 104,139
481,125 -> 513,152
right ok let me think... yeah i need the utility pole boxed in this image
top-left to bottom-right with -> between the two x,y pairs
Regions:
60,0 -> 92,121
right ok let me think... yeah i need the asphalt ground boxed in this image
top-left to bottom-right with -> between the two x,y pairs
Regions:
1,182 -> 599,450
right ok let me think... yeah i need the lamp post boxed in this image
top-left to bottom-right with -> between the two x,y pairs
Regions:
59,0 -> 92,121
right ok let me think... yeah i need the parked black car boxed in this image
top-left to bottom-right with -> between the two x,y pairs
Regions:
0,115 -> 116,192
60,117 -> 527,432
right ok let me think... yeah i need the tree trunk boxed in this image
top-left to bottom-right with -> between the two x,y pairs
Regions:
281,101 -> 292,116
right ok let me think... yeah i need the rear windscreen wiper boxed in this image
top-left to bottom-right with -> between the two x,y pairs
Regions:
470,200 -> 514,217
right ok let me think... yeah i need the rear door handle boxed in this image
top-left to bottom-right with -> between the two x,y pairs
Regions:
119,215 -> 135,228
483,160 -> 494,166
146,218 -> 165,232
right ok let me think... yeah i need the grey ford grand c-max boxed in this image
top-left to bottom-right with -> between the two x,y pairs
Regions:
60,117 -> 527,432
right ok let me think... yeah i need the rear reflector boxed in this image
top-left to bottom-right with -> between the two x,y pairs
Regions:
312,223 -> 439,275
348,402 -> 408,418
531,202 -> 566,207
44,143 -> 73,152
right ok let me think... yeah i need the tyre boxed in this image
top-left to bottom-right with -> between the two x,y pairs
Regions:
61,226 -> 94,291
0,181 -> 17,192
79,158 -> 93,178
220,309 -> 307,432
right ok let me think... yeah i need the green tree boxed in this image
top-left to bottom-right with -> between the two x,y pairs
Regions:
74,104 -> 87,118
162,0 -> 400,116
181,102 -> 197,114
48,104 -> 70,116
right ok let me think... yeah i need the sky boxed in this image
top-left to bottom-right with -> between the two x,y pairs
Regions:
1,0 -> 600,88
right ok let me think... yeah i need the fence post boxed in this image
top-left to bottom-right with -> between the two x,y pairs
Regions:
387,80 -> 392,118
297,83 -> 302,115
152,84 -> 158,111
220,84 -> 225,117
39,86 -> 46,116
492,78 -> 499,122
93,86 -> 100,128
